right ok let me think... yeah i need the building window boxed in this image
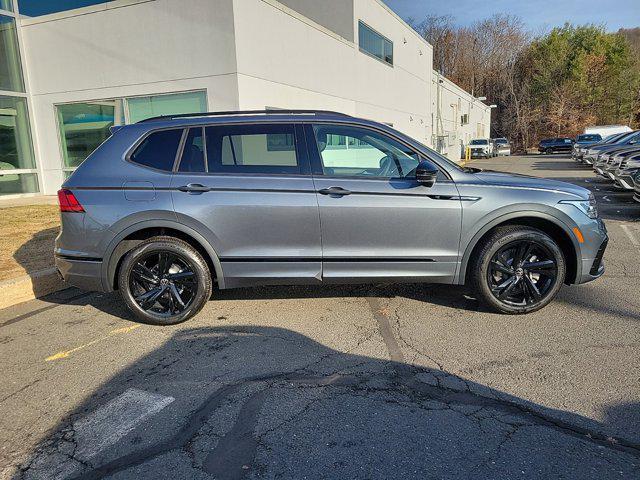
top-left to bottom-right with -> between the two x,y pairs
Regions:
460,114 -> 469,125
56,90 -> 207,171
126,91 -> 207,124
56,101 -> 116,169
0,1 -> 13,12
0,96 -> 38,195
358,21 -> 393,66
0,14 -> 24,92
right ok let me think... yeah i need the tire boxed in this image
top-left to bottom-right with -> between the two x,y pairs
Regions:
118,236 -> 212,325
545,148 -> 553,155
469,226 -> 566,314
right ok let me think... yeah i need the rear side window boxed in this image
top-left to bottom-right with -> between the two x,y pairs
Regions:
205,124 -> 300,174
130,129 -> 183,171
178,127 -> 206,173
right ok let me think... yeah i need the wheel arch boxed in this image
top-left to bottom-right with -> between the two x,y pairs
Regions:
102,220 -> 225,292
458,213 -> 580,286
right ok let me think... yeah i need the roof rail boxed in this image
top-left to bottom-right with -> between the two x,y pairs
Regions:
138,109 -> 353,123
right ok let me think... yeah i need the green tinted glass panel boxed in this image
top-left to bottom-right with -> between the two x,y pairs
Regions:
0,172 -> 38,195
0,1 -> 13,12
56,102 -> 115,168
0,15 -> 24,92
126,91 -> 207,123
0,96 -> 35,170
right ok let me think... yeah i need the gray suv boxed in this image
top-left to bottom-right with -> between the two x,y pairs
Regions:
55,111 -> 608,324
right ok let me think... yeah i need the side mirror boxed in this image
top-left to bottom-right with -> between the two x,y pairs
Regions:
416,160 -> 439,187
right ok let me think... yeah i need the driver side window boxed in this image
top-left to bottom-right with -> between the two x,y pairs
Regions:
312,124 -> 419,178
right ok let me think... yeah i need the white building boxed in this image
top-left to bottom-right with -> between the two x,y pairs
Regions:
0,0 -> 491,198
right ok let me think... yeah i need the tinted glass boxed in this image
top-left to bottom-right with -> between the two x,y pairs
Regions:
0,1 -> 13,12
313,124 -> 419,178
470,139 -> 488,145
0,95 -> 35,170
126,91 -> 207,123
0,15 -> 24,92
56,102 -> 115,168
178,127 -> 206,173
205,124 -> 299,174
130,129 -> 183,171
359,21 -> 393,65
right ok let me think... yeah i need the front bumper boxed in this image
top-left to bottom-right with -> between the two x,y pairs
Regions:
55,255 -> 105,292
575,219 -> 608,284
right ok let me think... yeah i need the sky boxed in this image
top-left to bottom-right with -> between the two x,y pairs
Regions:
383,0 -> 640,33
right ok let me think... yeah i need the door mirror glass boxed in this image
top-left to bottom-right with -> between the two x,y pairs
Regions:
416,160 -> 439,187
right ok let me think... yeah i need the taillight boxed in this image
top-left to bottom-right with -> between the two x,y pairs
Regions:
57,189 -> 85,213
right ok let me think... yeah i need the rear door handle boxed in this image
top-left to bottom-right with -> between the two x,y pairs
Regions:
177,183 -> 210,193
318,186 -> 351,196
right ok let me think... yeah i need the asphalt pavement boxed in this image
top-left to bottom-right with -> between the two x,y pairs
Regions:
0,154 -> 638,480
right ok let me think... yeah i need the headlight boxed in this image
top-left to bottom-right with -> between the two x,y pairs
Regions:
559,194 -> 598,219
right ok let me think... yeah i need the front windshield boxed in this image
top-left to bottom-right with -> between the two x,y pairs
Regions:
470,139 -> 488,145
577,134 -> 601,142
495,138 -> 508,144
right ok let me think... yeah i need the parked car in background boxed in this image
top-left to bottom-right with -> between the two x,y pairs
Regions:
583,130 -> 640,165
55,110 -> 607,324
572,133 -> 602,161
634,171 -> 640,203
468,138 -> 492,158
584,125 -> 632,138
574,132 -> 628,164
493,138 -> 511,156
614,151 -> 640,190
539,138 -> 574,154
597,145 -> 640,179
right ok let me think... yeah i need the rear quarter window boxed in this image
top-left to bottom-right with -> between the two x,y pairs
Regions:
130,129 -> 184,171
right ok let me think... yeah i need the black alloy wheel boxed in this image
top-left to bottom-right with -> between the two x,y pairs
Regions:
487,240 -> 557,308
545,147 -> 554,155
129,251 -> 197,317
119,236 -> 212,325
470,226 -> 566,314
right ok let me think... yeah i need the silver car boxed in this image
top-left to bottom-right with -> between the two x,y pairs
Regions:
55,111 -> 608,324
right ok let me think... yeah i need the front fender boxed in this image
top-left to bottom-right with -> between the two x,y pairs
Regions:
455,204 -> 582,285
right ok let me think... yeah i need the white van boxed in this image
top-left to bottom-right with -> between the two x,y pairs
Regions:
584,125 -> 632,138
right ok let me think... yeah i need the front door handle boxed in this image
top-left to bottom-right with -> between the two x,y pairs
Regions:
318,186 -> 351,196
177,183 -> 210,193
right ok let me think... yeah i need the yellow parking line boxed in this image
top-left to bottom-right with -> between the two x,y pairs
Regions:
45,324 -> 141,362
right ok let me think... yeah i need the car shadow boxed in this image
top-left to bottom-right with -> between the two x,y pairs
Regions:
19,282 -> 484,327
12,325 -> 640,479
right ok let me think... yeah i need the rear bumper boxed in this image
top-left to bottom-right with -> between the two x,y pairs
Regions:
55,255 -> 105,292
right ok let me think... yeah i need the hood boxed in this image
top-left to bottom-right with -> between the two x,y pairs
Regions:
472,170 -> 590,199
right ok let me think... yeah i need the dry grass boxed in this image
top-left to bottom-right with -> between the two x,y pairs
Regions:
0,205 -> 60,282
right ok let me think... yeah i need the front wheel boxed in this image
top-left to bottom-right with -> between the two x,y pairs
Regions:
545,148 -> 553,155
118,236 -> 212,325
469,226 -> 566,314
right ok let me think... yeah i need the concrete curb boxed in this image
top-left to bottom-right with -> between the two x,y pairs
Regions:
0,268 -> 65,310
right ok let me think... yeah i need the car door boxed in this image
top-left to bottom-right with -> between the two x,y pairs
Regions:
305,123 -> 463,283
171,123 -> 322,288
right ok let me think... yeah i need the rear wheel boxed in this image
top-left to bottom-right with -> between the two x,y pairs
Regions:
118,236 -> 212,325
469,226 -> 566,314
